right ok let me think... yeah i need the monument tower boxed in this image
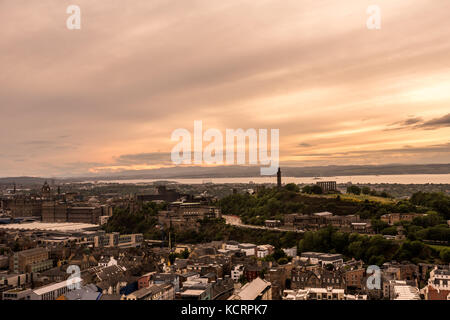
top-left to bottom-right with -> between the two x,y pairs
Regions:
277,167 -> 282,189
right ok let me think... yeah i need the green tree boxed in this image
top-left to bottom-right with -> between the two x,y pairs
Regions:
381,226 -> 397,236
285,183 -> 300,193
311,185 -> 323,194
347,186 -> 361,195
439,248 -> 450,263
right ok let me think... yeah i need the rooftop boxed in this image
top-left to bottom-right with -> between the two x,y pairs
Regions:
237,277 -> 271,300
181,289 -> 205,296
33,277 -> 82,295
313,212 -> 333,216
393,285 -> 421,300
129,284 -> 163,299
0,222 -> 99,233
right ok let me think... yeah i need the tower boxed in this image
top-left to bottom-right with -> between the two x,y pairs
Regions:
277,167 -> 282,189
41,181 -> 51,199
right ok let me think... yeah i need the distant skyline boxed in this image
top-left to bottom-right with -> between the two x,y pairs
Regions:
1,0 -> 450,177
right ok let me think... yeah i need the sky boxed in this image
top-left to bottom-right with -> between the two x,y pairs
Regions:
1,0 -> 450,177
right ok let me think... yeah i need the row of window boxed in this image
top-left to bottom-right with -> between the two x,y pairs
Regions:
293,276 -> 340,284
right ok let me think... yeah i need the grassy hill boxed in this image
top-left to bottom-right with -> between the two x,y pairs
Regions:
218,186 -> 426,225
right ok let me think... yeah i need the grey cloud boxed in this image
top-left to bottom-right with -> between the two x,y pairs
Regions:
418,113 -> 450,129
114,152 -> 173,165
297,143 -> 450,158
385,117 -> 424,131
386,114 -> 450,131
395,117 -> 424,127
298,143 -> 313,148
403,118 -> 424,126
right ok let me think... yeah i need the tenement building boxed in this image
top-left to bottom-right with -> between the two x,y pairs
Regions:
291,267 -> 346,290
422,267 -> 450,300
9,247 -> 53,273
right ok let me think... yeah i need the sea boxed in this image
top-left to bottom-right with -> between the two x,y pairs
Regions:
83,174 -> 450,185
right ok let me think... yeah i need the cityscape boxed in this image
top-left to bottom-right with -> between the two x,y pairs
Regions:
0,170 -> 449,301
1,0 -> 449,311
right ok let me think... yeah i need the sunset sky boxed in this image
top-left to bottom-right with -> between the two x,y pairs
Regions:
1,0 -> 450,177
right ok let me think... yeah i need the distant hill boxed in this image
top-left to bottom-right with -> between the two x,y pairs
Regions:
0,177 -> 50,185
1,163 -> 449,185
82,163 -> 450,179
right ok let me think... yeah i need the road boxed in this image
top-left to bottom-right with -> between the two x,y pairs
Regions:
222,215 -> 304,233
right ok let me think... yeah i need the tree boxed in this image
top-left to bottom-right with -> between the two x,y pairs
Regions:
440,248 -> 450,263
381,226 -> 397,236
371,219 -> 389,234
273,248 -> 287,261
302,185 -> 312,194
395,240 -> 431,262
301,185 -> 322,194
410,192 -> 450,220
285,183 -> 300,193
380,191 -> 390,198
362,187 -> 371,195
347,186 -> 361,195
412,212 -> 444,228
311,185 -> 323,194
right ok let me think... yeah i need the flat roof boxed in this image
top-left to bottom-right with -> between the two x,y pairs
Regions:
239,243 -> 256,248
181,289 -> 204,296
313,212 -> 333,216
33,277 -> 82,295
0,222 -> 99,232
393,285 -> 420,300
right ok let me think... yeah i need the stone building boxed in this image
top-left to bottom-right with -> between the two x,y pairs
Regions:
157,202 -> 221,231
422,268 -> 450,300
316,181 -> 337,193
9,247 -> 53,273
291,267 -> 346,290
345,268 -> 365,291
42,202 -> 101,224
380,213 -> 421,226
1,182 -> 105,224
1,196 -> 42,217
